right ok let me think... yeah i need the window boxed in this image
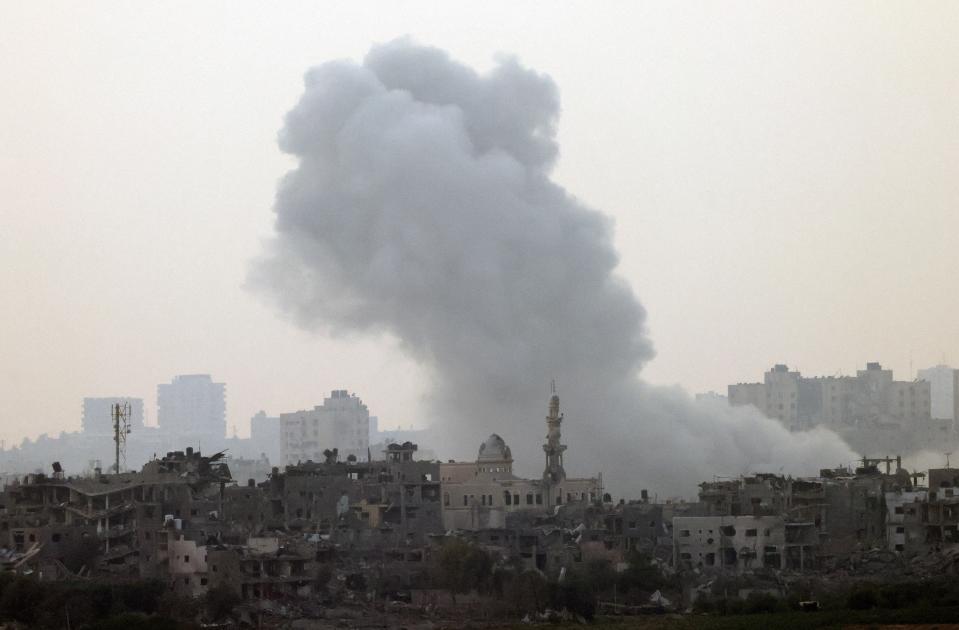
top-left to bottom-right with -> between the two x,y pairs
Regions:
895,506 -> 904,514
745,529 -> 757,537
463,495 -> 468,506
184,555 -> 190,563
526,494 -> 533,505
680,530 -> 690,537
514,493 -> 519,505
504,492 -> 512,506
200,578 -> 208,586
535,493 -> 543,505
443,493 -> 450,507
896,527 -> 905,534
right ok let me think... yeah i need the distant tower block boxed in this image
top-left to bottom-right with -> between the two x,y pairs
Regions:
543,382 -> 568,486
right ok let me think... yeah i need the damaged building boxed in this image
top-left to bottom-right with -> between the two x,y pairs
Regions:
679,458 -> 915,573
0,447 -> 231,580
14,386 -> 959,618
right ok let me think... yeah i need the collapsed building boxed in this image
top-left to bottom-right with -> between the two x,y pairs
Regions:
10,390 -> 959,616
676,459 -> 910,573
0,448 -> 231,580
0,393 -> 615,604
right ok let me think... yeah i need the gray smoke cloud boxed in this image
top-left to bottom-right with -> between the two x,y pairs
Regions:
251,38 -> 856,496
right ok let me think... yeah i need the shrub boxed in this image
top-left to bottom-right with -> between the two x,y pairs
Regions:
847,585 -> 879,610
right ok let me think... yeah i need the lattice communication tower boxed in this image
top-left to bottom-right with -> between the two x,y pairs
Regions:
112,402 -> 132,473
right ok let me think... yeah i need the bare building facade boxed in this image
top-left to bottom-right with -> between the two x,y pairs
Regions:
249,410 -> 280,463
917,364 -> 959,421
157,375 -> 226,444
729,363 -> 932,452
280,390 -> 370,465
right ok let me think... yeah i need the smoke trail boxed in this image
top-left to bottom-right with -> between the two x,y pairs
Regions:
251,38 -> 855,495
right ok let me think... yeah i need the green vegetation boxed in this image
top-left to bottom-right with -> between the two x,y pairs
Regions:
433,540 -> 672,619
203,582 -> 241,621
0,574 -> 199,629
435,537 -> 495,601
552,606 -> 959,629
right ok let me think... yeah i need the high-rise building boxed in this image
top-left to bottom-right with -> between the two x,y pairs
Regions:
157,375 -> 226,442
81,397 -> 145,435
280,390 -> 370,465
917,365 -> 959,421
729,362 -> 931,431
250,410 -> 281,463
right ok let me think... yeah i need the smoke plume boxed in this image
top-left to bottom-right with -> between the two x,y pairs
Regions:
251,38 -> 855,496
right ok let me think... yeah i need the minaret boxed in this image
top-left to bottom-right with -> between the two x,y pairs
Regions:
543,382 -> 567,486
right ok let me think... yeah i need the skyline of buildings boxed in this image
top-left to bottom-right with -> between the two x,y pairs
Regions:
728,361 -> 956,456
3,360 -> 959,483
729,362 -> 934,432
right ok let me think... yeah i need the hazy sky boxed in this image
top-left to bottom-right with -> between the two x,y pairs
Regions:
2,2 -> 957,446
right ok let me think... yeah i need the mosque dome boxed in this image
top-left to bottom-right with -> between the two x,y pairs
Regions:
477,433 -> 512,462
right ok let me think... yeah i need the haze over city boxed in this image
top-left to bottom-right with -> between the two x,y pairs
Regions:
2,2 -> 958,463
6,4 -> 959,627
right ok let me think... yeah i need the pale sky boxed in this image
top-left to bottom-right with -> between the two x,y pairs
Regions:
1,2 -> 957,445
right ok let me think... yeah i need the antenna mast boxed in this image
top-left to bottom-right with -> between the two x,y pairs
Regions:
112,402 -> 131,474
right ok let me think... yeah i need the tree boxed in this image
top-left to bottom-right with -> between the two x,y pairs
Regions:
504,570 -> 548,614
203,584 -> 240,621
315,564 -> 333,590
435,538 -> 493,601
618,550 -> 665,595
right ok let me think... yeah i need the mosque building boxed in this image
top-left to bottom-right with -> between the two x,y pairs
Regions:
439,392 -> 604,530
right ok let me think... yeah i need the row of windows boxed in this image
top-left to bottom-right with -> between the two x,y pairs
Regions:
442,489 -> 594,508
678,527 -> 769,538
